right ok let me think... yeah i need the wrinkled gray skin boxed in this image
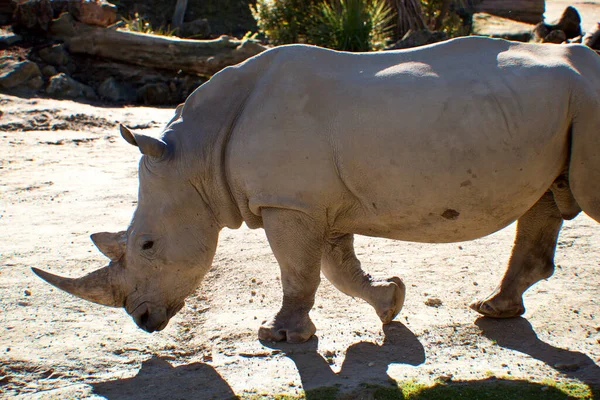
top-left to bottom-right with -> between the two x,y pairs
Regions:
33,37 -> 600,343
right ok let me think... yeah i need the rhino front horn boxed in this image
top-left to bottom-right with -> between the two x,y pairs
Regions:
31,266 -> 125,308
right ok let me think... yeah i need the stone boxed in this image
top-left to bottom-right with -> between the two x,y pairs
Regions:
180,18 -> 211,39
12,0 -> 53,30
39,44 -> 70,67
0,33 -> 22,47
27,76 -> 44,90
583,23 -> 600,50
533,6 -> 582,43
46,73 -> 97,100
77,0 -> 117,27
42,65 -> 57,77
98,77 -> 135,102
0,59 -> 42,89
542,30 -> 567,44
136,83 -> 171,105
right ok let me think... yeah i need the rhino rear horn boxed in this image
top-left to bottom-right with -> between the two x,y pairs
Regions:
120,124 -> 167,159
31,265 -> 125,307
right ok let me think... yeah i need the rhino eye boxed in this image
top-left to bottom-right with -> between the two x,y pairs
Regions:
142,241 -> 154,250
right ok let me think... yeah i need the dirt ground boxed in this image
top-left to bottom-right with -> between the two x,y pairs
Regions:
2,18 -> 600,397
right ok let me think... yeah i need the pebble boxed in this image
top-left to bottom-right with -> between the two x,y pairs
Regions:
424,298 -> 443,307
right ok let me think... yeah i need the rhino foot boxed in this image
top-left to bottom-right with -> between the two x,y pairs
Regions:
258,312 -> 316,343
470,297 -> 525,318
373,277 -> 406,324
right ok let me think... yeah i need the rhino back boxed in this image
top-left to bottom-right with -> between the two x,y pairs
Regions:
226,38 -> 581,242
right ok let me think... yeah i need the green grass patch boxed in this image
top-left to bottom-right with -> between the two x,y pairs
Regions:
239,378 -> 596,399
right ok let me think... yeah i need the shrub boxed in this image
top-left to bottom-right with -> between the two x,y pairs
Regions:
250,0 -> 319,45
251,0 -> 394,51
309,0 -> 395,51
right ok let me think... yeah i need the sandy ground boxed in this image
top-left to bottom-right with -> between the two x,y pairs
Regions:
2,20 -> 600,396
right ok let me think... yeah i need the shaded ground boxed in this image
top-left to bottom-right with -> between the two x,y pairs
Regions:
1,25 -> 600,395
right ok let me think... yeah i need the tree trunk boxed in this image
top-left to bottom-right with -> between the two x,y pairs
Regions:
172,0 -> 188,29
388,0 -> 428,40
49,13 -> 266,77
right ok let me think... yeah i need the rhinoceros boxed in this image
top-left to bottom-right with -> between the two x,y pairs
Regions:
33,37 -> 600,343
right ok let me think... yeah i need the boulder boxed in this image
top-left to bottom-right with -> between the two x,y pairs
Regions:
12,0 -> 53,30
39,44 -> 70,66
533,6 -> 582,43
542,30 -> 567,44
42,65 -> 58,77
98,77 -> 135,102
583,23 -> 600,50
0,32 -> 22,47
0,59 -> 42,89
27,76 -> 44,90
77,0 -> 117,27
136,82 -> 171,105
12,0 -> 117,30
46,73 -> 97,100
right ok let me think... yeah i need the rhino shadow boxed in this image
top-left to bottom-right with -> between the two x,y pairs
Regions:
476,317 -> 600,395
92,356 -> 234,400
261,321 -> 425,392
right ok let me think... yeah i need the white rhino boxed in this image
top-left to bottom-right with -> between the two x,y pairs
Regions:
33,37 -> 600,343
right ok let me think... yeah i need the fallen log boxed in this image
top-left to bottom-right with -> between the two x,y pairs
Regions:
49,13 -> 267,77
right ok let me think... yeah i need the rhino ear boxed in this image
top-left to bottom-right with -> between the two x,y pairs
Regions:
91,231 -> 127,262
120,124 -> 167,159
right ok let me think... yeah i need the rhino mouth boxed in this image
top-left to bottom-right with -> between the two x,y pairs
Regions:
129,301 -> 185,333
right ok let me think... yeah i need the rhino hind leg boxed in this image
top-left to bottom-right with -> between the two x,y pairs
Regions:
471,191 -> 563,318
321,234 -> 406,324
258,208 -> 324,343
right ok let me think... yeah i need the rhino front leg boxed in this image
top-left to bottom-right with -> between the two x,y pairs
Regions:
258,208 -> 324,343
471,191 -> 563,318
322,234 -> 405,324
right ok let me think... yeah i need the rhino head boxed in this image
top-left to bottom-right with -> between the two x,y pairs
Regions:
33,124 -> 220,332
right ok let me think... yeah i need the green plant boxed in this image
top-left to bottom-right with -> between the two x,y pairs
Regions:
121,13 -> 177,36
251,0 -> 394,51
309,0 -> 395,51
250,0 -> 319,45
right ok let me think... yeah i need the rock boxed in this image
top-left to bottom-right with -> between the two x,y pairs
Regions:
0,59 -> 42,89
42,65 -> 57,77
77,0 -> 117,27
39,44 -> 70,66
98,77 -> 135,102
0,1 -> 15,25
136,83 -> 171,105
472,13 -> 533,42
27,76 -> 44,90
386,30 -> 447,50
0,33 -> 22,47
12,0 -> 54,30
46,73 -> 97,100
542,30 -> 567,44
533,6 -> 582,43
424,298 -> 443,307
583,23 -> 600,50
180,18 -> 211,39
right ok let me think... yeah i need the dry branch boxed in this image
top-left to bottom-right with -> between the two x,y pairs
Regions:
49,13 -> 267,77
